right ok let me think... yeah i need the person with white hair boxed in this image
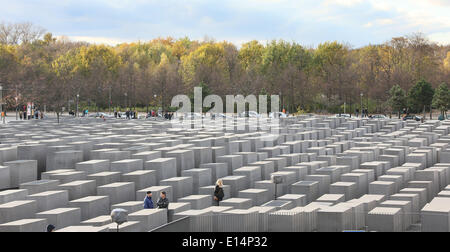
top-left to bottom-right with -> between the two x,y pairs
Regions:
214,179 -> 224,206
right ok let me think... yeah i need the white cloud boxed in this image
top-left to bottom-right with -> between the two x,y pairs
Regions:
428,32 -> 450,45
1,0 -> 449,46
324,0 -> 363,7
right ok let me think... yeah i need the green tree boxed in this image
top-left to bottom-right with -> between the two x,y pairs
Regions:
388,85 -> 407,118
408,79 -> 435,117
432,83 -> 449,116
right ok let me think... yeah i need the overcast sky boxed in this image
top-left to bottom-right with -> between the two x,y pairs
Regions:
1,0 -> 450,47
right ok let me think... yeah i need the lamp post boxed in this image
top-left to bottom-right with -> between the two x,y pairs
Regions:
109,86 -> 112,115
76,94 -> 79,118
360,93 -> 363,118
154,94 -> 158,116
15,96 -> 18,120
124,92 -> 128,111
0,85 -> 3,123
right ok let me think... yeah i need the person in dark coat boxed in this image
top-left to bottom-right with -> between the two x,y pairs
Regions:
156,191 -> 169,209
214,179 -> 224,206
47,224 -> 55,232
144,191 -> 154,209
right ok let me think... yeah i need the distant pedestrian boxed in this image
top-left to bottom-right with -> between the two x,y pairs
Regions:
47,224 -> 55,232
156,191 -> 169,209
144,191 -> 154,209
214,179 -> 224,206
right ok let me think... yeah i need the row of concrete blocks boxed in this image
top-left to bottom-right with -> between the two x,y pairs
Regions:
0,207 -> 169,232
0,153 -> 443,204
0,155 -> 443,224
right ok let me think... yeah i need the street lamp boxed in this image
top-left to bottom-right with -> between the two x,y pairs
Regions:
360,93 -> 363,118
15,96 -> 18,120
154,94 -> 160,115
108,86 -> 112,115
0,85 -> 3,123
76,94 -> 79,118
124,92 -> 128,110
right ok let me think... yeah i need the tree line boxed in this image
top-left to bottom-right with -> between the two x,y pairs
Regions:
0,22 -> 449,116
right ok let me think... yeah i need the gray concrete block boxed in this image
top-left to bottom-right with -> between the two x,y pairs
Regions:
233,166 -> 262,188
4,160 -> 38,188
220,198 -> 253,209
282,166 -> 308,182
47,171 -> 87,184
178,195 -> 212,210
121,170 -> 156,190
97,182 -> 135,205
168,202 -> 192,222
238,189 -> 270,206
132,151 -> 162,162
58,180 -> 97,200
20,180 -> 59,195
160,177 -> 193,201
329,182 -> 357,201
0,165 -> 10,190
369,181 -> 396,196
0,218 -> 47,232
166,150 -> 195,176
46,150 -> 83,171
248,161 -> 275,180
305,175 -> 331,196
277,194 -> 307,207
379,200 -> 412,231
111,201 -> 143,214
0,189 -> 28,204
55,225 -> 108,232
27,190 -> 69,212
217,155 -> 244,174
317,206 -> 353,232
87,172 -> 121,187
222,176 -> 248,198
145,158 -> 177,183
217,209 -> 259,232
69,196 -> 110,221
367,207 -> 403,232
200,163 -> 229,182
182,169 -> 212,194
341,173 -> 368,197
290,181 -> 319,203
407,181 -> 433,203
128,209 -> 168,231
75,160 -> 110,175
0,200 -> 37,223
110,159 -> 143,173
316,194 -> 345,205
80,214 -> 112,227
35,208 -> 81,229
192,147 -> 213,167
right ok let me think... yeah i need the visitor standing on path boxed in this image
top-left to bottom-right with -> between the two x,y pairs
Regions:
214,179 -> 224,206
144,191 -> 154,209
